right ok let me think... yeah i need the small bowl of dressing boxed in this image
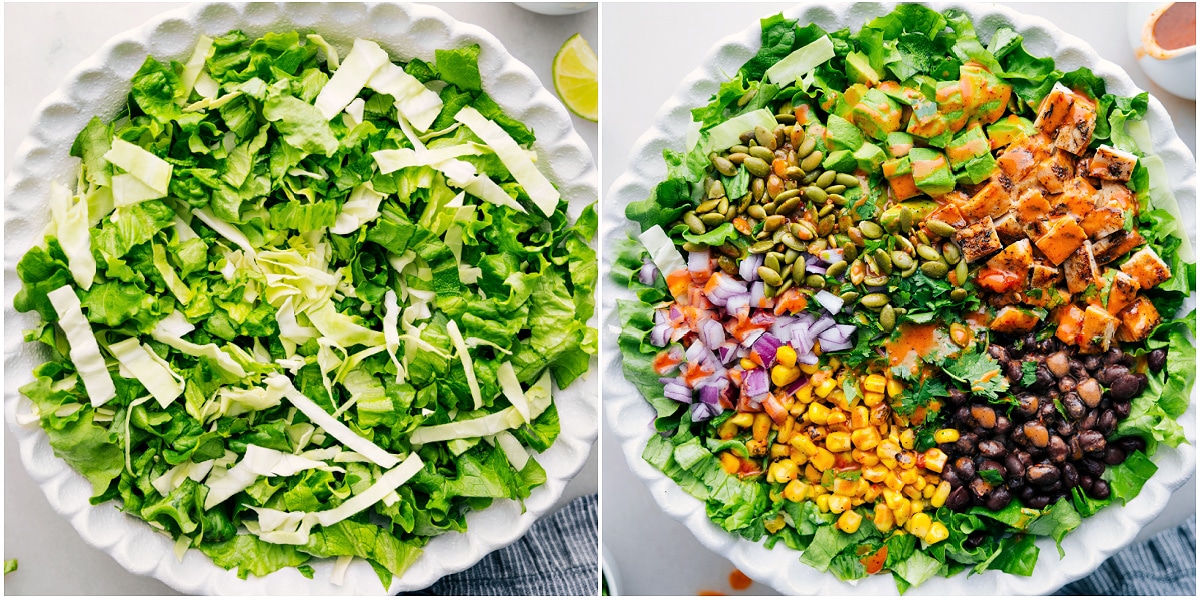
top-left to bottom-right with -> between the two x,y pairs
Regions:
1127,2 -> 1196,99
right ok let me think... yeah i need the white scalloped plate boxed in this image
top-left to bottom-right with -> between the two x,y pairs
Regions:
602,2 -> 1196,595
5,2 -> 598,595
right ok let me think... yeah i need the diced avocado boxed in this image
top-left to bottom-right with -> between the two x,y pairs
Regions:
909,147 -> 956,197
846,52 -> 881,87
945,125 -> 991,170
843,83 -> 870,108
825,114 -> 865,152
906,97 -> 951,148
986,114 -> 1036,150
851,89 -> 904,141
886,132 -> 914,158
879,199 -> 940,230
882,156 -> 911,178
854,142 -> 887,173
936,80 -> 967,134
822,149 -> 858,174
957,153 -> 999,185
960,64 -> 1012,127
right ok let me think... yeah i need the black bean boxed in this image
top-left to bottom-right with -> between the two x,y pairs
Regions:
947,486 -> 971,510
1023,422 -> 1050,448
1026,464 -> 1060,488
942,468 -> 962,488
970,477 -> 994,498
954,406 -> 971,424
1018,485 -> 1035,502
956,432 -> 979,454
1016,451 -> 1033,468
1070,363 -> 1090,381
1080,457 -> 1105,477
1120,353 -> 1136,368
1028,495 -> 1051,510
1046,479 -> 1064,494
1082,355 -> 1103,372
1007,477 -> 1024,489
1068,437 -> 1085,461
1005,361 -> 1024,384
1098,409 -> 1117,435
1104,448 -> 1127,465
955,456 -> 977,480
1046,351 -> 1071,378
1061,393 -> 1087,421
980,459 -> 1006,477
1097,364 -> 1129,386
1104,348 -> 1124,366
1038,401 -> 1059,422
948,388 -> 968,405
1110,374 -> 1140,402
995,415 -> 1013,434
1089,479 -> 1111,500
1080,410 -> 1098,432
965,530 -> 986,549
1115,436 -> 1146,454
989,344 -> 1010,363
1113,399 -> 1131,420
1048,436 -> 1069,463
1135,373 -> 1148,391
1148,348 -> 1167,373
1004,454 -> 1027,478
1079,474 -> 1095,492
1039,338 -> 1059,354
1011,427 -> 1030,447
1058,376 -> 1077,394
1063,463 -> 1079,489
1078,430 -> 1107,453
978,439 -> 1007,458
987,486 -> 1013,511
1023,333 -> 1038,348
971,405 -> 997,429
1016,394 -> 1040,417
1076,378 -> 1102,408
1033,365 -> 1055,391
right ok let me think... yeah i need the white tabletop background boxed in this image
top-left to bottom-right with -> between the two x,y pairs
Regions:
601,2 -> 1196,596
3,2 -> 597,595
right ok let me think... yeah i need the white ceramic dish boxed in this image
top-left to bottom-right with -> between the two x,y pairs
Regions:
602,2 -> 1197,595
4,2 -> 598,595
1126,2 -> 1197,101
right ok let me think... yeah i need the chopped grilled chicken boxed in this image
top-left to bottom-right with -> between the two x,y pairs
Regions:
1034,82 -> 1077,135
1087,145 -> 1138,181
1056,304 -> 1085,345
1107,271 -> 1140,314
1096,180 -> 1135,211
1054,100 -> 1097,155
1116,295 -> 1162,342
1035,216 -> 1087,265
1079,198 -> 1126,239
1054,176 -> 1099,218
1120,246 -> 1172,289
1063,240 -> 1101,294
1035,150 -> 1076,194
998,132 -> 1053,180
961,181 -> 1012,221
955,217 -> 1004,263
927,201 -> 968,228
1092,229 -> 1145,265
1079,304 -> 1120,353
986,239 -> 1034,283
990,306 -> 1041,334
992,211 -> 1027,245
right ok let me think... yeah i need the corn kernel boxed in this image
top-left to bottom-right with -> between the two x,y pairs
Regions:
864,482 -> 883,502
740,358 -> 758,370
752,413 -> 772,441
892,500 -> 912,526
826,408 -> 847,426
934,428 -> 960,443
815,377 -> 838,398
719,452 -> 740,474
880,456 -> 898,470
873,505 -> 895,532
863,374 -> 886,394
877,439 -> 901,461
746,440 -> 768,456
765,513 -> 787,533
828,494 -> 852,514
899,429 -> 916,450
776,345 -> 798,368
923,484 -> 935,499
882,488 -> 905,509
930,481 -> 951,508
793,434 -> 818,456
830,389 -> 850,411
923,448 -> 948,473
863,464 -> 889,483
717,419 -> 738,440
789,447 -> 809,465
862,391 -> 885,407
805,464 -> 822,483
771,459 -> 799,483
895,450 -> 917,469
886,378 -> 905,398
911,499 -> 925,514
813,340 -> 823,355
925,522 -> 950,545
771,443 -> 791,458
851,427 -> 881,451
772,364 -> 801,387
884,471 -> 904,491
898,468 -> 918,486
837,509 -> 863,533
810,447 -> 836,472
807,403 -> 830,425
913,475 -> 927,492
826,432 -> 852,453
800,362 -> 820,375
784,479 -> 810,503
815,493 -> 831,512
849,406 -> 869,430
730,412 -> 755,428
904,485 -> 923,501
907,512 -> 932,538
832,478 -> 857,497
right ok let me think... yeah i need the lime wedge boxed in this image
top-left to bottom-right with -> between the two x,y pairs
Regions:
552,33 -> 598,122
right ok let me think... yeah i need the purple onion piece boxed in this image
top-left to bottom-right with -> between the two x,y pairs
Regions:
752,333 -> 783,366
688,250 -> 710,274
814,290 -> 844,315
639,262 -> 659,286
739,253 -> 764,282
742,367 -> 769,397
810,315 -> 836,337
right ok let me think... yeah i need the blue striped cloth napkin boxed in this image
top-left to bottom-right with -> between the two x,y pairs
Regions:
1056,514 -> 1196,596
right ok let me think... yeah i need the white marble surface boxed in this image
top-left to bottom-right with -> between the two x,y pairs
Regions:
601,2 -> 1196,596
3,2 -> 597,595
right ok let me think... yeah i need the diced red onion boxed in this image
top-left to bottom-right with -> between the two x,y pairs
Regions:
818,337 -> 854,352
742,368 -> 769,397
749,282 -> 767,308
752,333 -> 783,366
698,383 -> 723,406
770,315 -> 797,337
739,253 -> 764,281
669,305 -> 684,321
741,328 -> 765,348
686,340 -> 726,377
700,319 -> 726,350
807,262 -> 828,275
663,383 -> 692,403
704,273 -> 747,306
791,328 -> 813,356
650,323 -> 670,347
691,402 -> 722,421
818,248 -> 844,264
796,351 -> 819,365
814,290 -> 844,315
725,293 -> 751,316
749,311 -> 776,327
669,324 -> 691,344
817,324 -> 852,345
688,250 -> 710,276
783,376 -> 809,395
717,341 -> 740,365
810,316 -> 836,337
639,262 -> 659,286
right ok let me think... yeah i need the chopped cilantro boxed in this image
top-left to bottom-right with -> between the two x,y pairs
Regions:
942,350 -> 1009,401
980,469 -> 1005,485
1020,361 -> 1038,387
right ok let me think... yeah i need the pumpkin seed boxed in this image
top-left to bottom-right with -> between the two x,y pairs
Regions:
951,288 -> 968,302
712,154 -> 737,177
718,243 -> 740,257
825,260 -> 848,279
749,146 -> 775,162
916,244 -> 941,262
815,170 -> 837,188
795,135 -> 817,159
899,206 -> 913,233
684,213 -> 705,235
847,226 -> 865,246
849,260 -> 866,286
717,256 -> 737,274
942,242 -> 961,265
791,126 -> 805,147
817,214 -> 836,236
891,251 -> 914,270
712,180 -> 728,199
738,193 -> 753,212
861,293 -> 890,308
856,221 -> 881,240
834,173 -> 859,187
828,193 -> 848,206
805,274 -> 826,288
758,266 -> 784,287
764,283 -> 778,299
825,184 -> 847,194
749,240 -> 775,254
785,166 -> 806,180
781,232 -> 804,251
754,125 -> 777,151
840,291 -> 860,304
874,249 -> 893,275
776,196 -> 802,216
902,262 -> 919,278
737,88 -> 757,107
764,215 -> 787,232
784,248 -> 800,264
792,222 -> 815,241
743,156 -> 770,178
727,152 -> 749,165
792,259 -> 806,282
916,230 -> 931,246
730,144 -> 750,155
773,188 -> 802,203
921,261 -> 949,278
880,305 -> 896,331
955,260 -> 969,287
926,219 -> 957,237
697,199 -> 720,213
775,113 -> 796,125
893,235 -> 915,253
842,242 -> 859,263
700,213 -> 726,226
805,185 -> 828,204
751,178 -> 765,202
763,201 -> 778,215
864,274 -> 890,287
764,254 -> 781,273
740,130 -> 756,145
773,227 -> 789,244
747,205 -> 768,220
682,242 -> 707,252
717,198 -> 730,215
800,151 -> 824,172
777,279 -> 795,295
